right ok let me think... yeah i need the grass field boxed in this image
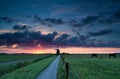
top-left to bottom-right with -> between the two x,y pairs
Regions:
0,54 -> 52,77
0,54 -> 51,63
0,56 -> 56,79
57,54 -> 120,79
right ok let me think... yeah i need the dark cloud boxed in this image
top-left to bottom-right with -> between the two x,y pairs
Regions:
54,34 -> 81,46
64,9 -> 120,27
0,16 -> 17,23
34,15 -> 41,22
81,15 -> 99,25
54,34 -> 70,44
70,10 -> 120,38
32,12 -> 118,29
70,9 -> 120,26
0,0 -> 120,50
82,39 -> 120,48
79,34 -> 89,41
54,32 -> 120,47
0,31 -> 57,47
70,15 -> 100,36
44,18 -> 64,25
68,37 -> 79,44
12,24 -> 32,31
0,30 -> 119,48
33,15 -> 99,28
33,15 -> 64,26
88,29 -> 113,36
70,15 -> 99,28
69,20 -> 83,28
98,9 -> 120,24
98,18 -> 114,24
69,16 -> 98,40
112,9 -> 120,21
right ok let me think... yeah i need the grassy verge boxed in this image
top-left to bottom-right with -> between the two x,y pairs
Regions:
57,58 -> 66,79
0,56 -> 56,79
57,55 -> 120,79
0,55 -> 52,77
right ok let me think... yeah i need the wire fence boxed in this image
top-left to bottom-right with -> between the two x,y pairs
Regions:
58,55 -> 81,79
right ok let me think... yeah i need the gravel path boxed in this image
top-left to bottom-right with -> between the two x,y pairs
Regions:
36,55 -> 60,79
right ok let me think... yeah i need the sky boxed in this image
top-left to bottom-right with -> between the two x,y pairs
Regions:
0,0 -> 120,54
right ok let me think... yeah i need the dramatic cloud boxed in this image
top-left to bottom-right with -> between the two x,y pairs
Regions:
89,29 -> 113,36
0,31 -> 57,47
54,34 -> 70,44
0,0 -> 120,51
32,11 -> 120,33
12,24 -> 32,31
34,15 -> 41,22
0,30 -> 119,48
0,17 -> 17,23
34,15 -> 64,27
44,18 -> 64,25
69,15 -> 100,36
81,16 -> 99,26
98,9 -> 120,24
69,20 -> 82,28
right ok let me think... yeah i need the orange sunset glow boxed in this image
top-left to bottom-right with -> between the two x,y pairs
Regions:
0,46 -> 120,54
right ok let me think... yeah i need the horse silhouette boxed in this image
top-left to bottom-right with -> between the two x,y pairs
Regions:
91,54 -> 97,57
109,53 -> 116,58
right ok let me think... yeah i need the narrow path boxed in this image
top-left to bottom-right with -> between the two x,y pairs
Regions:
36,55 -> 60,79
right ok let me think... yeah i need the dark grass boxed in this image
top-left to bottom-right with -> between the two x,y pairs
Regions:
0,56 -> 56,79
0,54 -> 51,63
0,54 -> 53,77
57,54 -> 120,79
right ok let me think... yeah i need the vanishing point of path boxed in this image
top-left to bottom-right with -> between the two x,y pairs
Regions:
36,55 -> 60,79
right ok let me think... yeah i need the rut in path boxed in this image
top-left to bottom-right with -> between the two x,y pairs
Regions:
36,55 -> 60,79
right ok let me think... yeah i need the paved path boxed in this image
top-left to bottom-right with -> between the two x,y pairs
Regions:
36,55 -> 60,79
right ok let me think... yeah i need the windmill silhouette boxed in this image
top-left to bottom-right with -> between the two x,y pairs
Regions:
55,46 -> 60,55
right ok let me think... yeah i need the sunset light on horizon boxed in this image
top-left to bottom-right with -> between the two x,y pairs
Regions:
0,46 -> 120,54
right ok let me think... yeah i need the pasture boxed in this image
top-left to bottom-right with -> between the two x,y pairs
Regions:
0,56 -> 56,79
0,54 -> 52,77
0,54 -> 51,63
1,54 -> 120,79
57,54 -> 120,79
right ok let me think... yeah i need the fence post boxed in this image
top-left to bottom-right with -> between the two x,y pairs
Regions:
65,62 -> 69,79
61,54 -> 65,64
